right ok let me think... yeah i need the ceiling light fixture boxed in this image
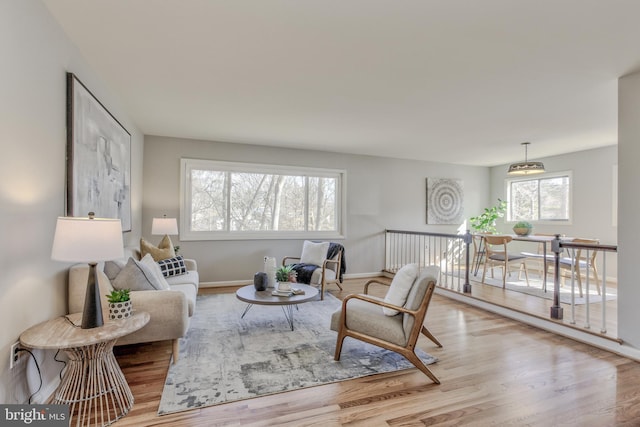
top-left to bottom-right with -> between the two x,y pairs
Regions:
508,142 -> 545,175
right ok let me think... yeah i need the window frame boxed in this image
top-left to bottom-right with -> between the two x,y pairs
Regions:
180,158 -> 347,241
505,170 -> 573,225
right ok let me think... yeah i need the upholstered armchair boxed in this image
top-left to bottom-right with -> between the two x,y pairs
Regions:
330,265 -> 442,384
283,240 -> 345,300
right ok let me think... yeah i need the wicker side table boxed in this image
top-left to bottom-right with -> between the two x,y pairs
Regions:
20,312 -> 150,427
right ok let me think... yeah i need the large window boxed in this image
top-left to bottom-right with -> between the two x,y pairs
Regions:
506,171 -> 571,223
180,159 -> 346,240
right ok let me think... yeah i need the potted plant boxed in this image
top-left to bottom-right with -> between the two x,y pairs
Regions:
106,289 -> 132,320
275,265 -> 297,291
469,199 -> 507,233
512,221 -> 533,236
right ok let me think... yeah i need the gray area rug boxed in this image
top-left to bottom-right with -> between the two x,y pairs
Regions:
158,292 -> 437,415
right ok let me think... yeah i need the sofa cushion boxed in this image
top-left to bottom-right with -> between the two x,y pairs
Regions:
165,270 -> 199,289
157,256 -> 187,277
168,283 -> 197,317
383,263 -> 418,316
140,235 -> 176,261
112,254 -> 170,291
330,296 -> 407,347
300,240 -> 330,266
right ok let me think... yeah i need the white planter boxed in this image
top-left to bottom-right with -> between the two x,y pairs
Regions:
109,300 -> 132,320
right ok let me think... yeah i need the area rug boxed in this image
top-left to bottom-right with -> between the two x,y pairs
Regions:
471,273 -> 617,305
157,292 -> 437,415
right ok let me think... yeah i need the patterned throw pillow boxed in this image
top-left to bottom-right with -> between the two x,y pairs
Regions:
157,256 -> 187,277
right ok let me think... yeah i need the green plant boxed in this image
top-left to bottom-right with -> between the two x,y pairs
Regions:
174,245 -> 180,254
469,199 -> 507,233
276,265 -> 295,282
106,289 -> 130,303
513,221 -> 532,229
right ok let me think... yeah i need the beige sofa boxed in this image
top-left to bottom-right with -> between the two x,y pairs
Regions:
68,247 -> 198,363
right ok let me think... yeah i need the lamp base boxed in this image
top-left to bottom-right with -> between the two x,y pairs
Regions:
81,262 -> 104,329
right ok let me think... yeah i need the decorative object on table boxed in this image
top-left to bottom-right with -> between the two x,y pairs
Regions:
508,142 -> 545,175
263,256 -> 277,288
52,213 -> 124,329
158,293 -> 436,415
66,72 -> 131,232
106,289 -> 132,319
426,178 -> 464,224
512,221 -> 533,236
253,272 -> 268,291
469,198 -> 507,233
150,215 -> 179,259
276,265 -> 296,291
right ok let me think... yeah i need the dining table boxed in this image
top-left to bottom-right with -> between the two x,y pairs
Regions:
473,233 -> 573,292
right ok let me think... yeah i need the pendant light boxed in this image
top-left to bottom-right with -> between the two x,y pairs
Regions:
508,142 -> 545,175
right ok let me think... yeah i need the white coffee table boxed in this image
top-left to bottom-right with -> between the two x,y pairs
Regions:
235,283 -> 319,330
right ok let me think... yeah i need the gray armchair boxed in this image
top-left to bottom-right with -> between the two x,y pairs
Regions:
330,266 -> 442,384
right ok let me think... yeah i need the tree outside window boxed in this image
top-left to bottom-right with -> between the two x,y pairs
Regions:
508,174 -> 570,222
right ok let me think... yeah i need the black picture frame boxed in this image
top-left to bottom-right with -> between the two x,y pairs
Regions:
66,72 -> 131,231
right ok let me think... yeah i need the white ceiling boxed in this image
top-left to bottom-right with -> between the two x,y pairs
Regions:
42,0 -> 640,166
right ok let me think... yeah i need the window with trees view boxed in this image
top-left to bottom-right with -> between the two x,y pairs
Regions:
506,172 -> 571,222
180,159 -> 345,240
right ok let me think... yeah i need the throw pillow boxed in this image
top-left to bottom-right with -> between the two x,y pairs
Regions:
300,240 -> 330,266
104,259 -> 126,281
112,254 -> 170,291
383,263 -> 419,316
140,235 -> 176,261
157,256 -> 187,277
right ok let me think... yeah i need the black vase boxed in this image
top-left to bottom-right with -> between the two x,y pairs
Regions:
254,272 -> 268,291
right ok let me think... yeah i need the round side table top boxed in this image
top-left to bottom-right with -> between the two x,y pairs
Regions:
20,312 -> 150,350
236,283 -> 319,306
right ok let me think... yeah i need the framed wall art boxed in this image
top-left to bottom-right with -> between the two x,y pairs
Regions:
426,178 -> 464,225
66,72 -> 131,231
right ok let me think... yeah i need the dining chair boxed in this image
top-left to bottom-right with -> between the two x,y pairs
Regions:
519,233 -> 556,280
549,238 -> 600,297
482,235 -> 530,288
471,233 -> 489,276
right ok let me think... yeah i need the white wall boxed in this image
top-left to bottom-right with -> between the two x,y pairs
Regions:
0,0 -> 143,403
618,71 -> 640,349
143,135 -> 490,283
488,145 -> 618,245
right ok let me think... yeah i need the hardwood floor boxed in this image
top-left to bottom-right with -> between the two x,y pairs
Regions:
114,278 -> 640,426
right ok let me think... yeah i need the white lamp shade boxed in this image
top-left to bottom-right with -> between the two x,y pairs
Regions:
51,216 -> 124,263
151,217 -> 178,235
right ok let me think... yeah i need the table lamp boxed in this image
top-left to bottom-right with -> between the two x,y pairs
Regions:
52,213 -> 124,329
151,215 -> 179,249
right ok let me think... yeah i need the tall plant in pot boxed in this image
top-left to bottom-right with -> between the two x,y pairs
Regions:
469,199 -> 507,234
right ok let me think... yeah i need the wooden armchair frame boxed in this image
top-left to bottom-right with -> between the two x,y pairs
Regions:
333,278 -> 441,384
283,248 -> 343,300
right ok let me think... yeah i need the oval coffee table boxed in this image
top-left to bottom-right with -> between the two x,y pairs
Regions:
235,283 -> 319,330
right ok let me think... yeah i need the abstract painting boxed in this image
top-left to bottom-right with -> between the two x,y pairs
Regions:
426,178 -> 464,224
66,73 -> 131,231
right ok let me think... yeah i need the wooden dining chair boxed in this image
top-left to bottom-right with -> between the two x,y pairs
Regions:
482,235 -> 530,288
519,233 -> 556,280
549,238 -> 600,297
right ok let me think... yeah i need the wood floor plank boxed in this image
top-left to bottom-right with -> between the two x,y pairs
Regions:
113,278 -> 639,426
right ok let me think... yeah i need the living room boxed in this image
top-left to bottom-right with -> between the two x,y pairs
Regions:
3,1 -> 640,424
